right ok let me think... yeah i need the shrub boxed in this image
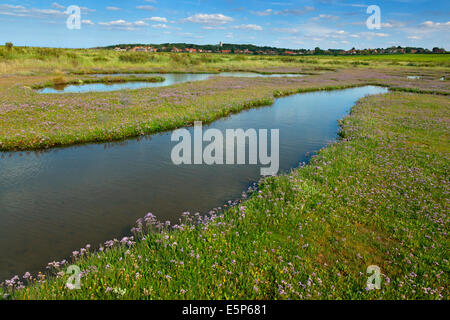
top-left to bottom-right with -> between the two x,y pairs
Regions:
170,53 -> 190,65
118,53 -> 149,63
52,76 -> 67,85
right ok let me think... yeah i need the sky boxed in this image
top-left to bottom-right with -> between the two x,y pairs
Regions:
0,0 -> 448,49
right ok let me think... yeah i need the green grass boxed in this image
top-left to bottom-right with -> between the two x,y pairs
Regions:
1,66 -> 449,151
31,75 -> 165,90
0,50 -> 448,299
2,91 -> 448,300
1,46 -> 449,75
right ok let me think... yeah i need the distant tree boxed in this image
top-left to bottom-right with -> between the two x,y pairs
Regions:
314,47 -> 324,55
5,42 -> 13,50
432,47 -> 445,53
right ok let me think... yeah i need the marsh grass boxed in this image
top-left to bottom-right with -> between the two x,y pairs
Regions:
2,92 -> 448,300
0,49 -> 448,299
0,46 -> 449,75
31,75 -> 165,90
0,67 -> 449,151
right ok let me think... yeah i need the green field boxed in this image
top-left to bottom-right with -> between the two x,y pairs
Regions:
1,46 -> 449,75
2,91 -> 448,299
0,49 -> 449,300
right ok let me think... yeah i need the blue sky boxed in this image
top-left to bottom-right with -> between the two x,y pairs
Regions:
0,0 -> 448,49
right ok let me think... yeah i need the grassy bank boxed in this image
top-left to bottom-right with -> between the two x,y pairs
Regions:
1,68 -> 449,151
2,91 -> 448,300
31,75 -> 165,90
1,46 -> 449,75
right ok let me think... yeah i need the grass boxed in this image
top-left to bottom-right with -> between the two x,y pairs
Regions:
1,91 -> 448,300
1,67 -> 449,151
1,46 -> 449,75
31,75 -> 165,90
0,49 -> 448,300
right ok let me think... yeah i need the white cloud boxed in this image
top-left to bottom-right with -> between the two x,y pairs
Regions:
184,13 -> 233,25
274,6 -> 315,16
380,21 -> 406,28
0,5 -> 65,17
177,32 -> 204,39
134,20 -> 149,27
310,14 -> 339,22
1,4 -> 25,10
273,27 -> 299,34
81,19 -> 94,25
152,23 -> 168,29
136,5 -> 156,11
0,3 -> 95,18
79,7 -> 95,13
420,21 -> 450,28
51,2 -> 65,10
232,24 -> 263,31
106,6 -> 121,11
358,32 -> 390,39
299,24 -> 349,40
98,19 -> 149,30
144,17 -> 167,23
202,26 -> 226,30
250,9 -> 272,16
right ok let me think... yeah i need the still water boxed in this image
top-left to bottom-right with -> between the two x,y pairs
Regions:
0,86 -> 388,281
38,72 -> 304,93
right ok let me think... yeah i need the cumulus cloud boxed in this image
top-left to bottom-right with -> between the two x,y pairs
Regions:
232,24 -> 263,31
358,31 -> 390,38
136,5 -> 156,11
98,19 -> 149,30
274,6 -> 315,16
380,20 -> 406,28
51,2 -> 65,10
0,3 -> 95,18
144,17 -> 167,23
420,21 -> 450,28
310,14 -> 339,21
184,13 -> 233,25
152,23 -> 169,29
273,27 -> 299,34
250,9 -> 272,16
81,19 -> 94,25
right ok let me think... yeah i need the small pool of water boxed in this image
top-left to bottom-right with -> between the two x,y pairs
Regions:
38,72 -> 304,93
0,86 -> 388,281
